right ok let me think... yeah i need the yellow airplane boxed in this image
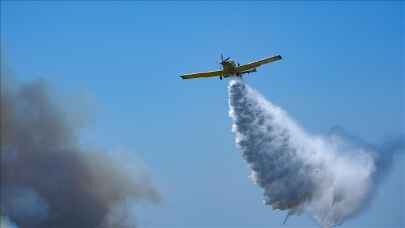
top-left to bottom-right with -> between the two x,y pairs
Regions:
180,54 -> 282,80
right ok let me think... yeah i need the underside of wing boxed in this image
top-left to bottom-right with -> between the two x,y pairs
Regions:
238,55 -> 282,72
180,70 -> 223,79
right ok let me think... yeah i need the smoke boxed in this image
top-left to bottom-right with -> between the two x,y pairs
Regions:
228,79 -> 402,228
1,215 -> 19,228
1,72 -> 159,227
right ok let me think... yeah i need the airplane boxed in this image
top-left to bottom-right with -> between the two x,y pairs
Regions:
180,54 -> 282,80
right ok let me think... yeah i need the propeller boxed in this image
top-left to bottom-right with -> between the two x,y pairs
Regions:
219,53 -> 230,65
219,54 -> 224,80
219,53 -> 230,80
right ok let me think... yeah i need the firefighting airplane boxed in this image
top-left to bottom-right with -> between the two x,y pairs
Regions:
180,54 -> 282,80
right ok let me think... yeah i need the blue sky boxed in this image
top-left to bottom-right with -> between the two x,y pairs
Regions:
1,2 -> 404,228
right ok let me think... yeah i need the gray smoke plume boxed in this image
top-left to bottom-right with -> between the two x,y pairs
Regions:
1,73 -> 159,227
228,79 -> 379,228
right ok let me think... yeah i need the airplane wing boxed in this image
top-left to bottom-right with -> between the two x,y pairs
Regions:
238,55 -> 282,72
180,70 -> 223,79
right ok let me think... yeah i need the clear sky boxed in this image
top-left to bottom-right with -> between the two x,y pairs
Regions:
1,1 -> 404,228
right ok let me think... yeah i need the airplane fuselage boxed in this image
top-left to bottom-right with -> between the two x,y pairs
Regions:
221,60 -> 256,78
222,61 -> 236,76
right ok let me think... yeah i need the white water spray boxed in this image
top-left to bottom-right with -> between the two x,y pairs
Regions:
228,79 -> 375,228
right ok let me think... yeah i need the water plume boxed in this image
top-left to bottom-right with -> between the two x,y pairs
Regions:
228,79 -> 376,228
